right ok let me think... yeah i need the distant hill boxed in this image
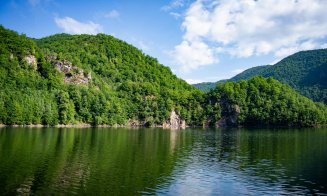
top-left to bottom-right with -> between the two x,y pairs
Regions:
192,80 -> 227,92
228,65 -> 271,82
194,65 -> 271,91
194,49 -> 327,104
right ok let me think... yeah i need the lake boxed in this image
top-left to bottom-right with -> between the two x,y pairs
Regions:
0,128 -> 327,195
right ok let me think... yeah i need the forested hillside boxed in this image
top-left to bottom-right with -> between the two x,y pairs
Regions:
194,49 -> 327,104
0,26 -> 203,126
259,50 -> 327,104
204,76 -> 327,127
0,26 -> 326,127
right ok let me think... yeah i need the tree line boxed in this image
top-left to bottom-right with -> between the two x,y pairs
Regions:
0,26 -> 326,127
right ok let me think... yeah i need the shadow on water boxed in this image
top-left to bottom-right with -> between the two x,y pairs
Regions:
0,127 -> 327,195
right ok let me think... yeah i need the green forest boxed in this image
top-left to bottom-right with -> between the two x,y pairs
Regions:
194,50 -> 327,104
205,77 -> 327,127
0,26 -> 326,127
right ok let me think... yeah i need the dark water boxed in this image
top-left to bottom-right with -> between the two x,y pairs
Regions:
0,128 -> 327,195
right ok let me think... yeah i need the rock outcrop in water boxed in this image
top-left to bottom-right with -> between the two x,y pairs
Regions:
163,111 -> 186,129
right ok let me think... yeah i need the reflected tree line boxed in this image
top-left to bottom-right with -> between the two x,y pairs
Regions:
0,128 -> 327,195
0,128 -> 193,195
189,128 -> 327,194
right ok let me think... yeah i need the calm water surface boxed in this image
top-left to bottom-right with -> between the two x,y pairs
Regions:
0,128 -> 327,195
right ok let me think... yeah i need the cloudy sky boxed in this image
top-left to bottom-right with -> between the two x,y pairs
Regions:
1,0 -> 327,84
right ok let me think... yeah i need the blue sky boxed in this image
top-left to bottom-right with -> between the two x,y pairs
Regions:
1,0 -> 327,84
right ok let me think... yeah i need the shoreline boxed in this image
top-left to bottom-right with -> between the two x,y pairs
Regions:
0,124 -> 188,129
0,124 -> 138,128
0,124 -> 325,129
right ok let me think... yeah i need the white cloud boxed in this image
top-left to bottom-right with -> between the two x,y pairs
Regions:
172,0 -> 327,71
162,0 -> 188,20
161,0 -> 185,11
104,10 -> 120,19
275,40 -> 317,57
169,12 -> 182,19
185,78 -> 205,84
55,17 -> 103,35
172,40 -> 216,72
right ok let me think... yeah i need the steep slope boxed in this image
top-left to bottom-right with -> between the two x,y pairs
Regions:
0,26 -> 203,126
194,49 -> 327,104
204,76 -> 327,127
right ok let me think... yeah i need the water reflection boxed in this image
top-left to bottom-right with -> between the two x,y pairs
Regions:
161,128 -> 327,195
0,128 -> 327,195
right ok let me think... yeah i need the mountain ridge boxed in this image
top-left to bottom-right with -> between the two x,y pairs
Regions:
193,49 -> 327,104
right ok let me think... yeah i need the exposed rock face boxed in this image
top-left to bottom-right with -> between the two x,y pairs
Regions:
54,60 -> 76,73
53,60 -> 91,85
64,71 -> 90,85
163,111 -> 186,129
216,104 -> 240,128
24,55 -> 37,70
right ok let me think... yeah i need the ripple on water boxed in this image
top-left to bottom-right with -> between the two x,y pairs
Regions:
1,128 -> 327,195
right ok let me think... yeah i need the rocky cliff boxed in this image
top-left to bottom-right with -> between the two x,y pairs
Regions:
53,59 -> 91,85
23,55 -> 37,70
163,111 -> 186,129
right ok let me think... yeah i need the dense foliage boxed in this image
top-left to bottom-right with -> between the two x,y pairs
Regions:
194,49 -> 327,104
0,26 -> 326,127
0,26 -> 203,126
205,76 -> 327,127
259,50 -> 327,104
